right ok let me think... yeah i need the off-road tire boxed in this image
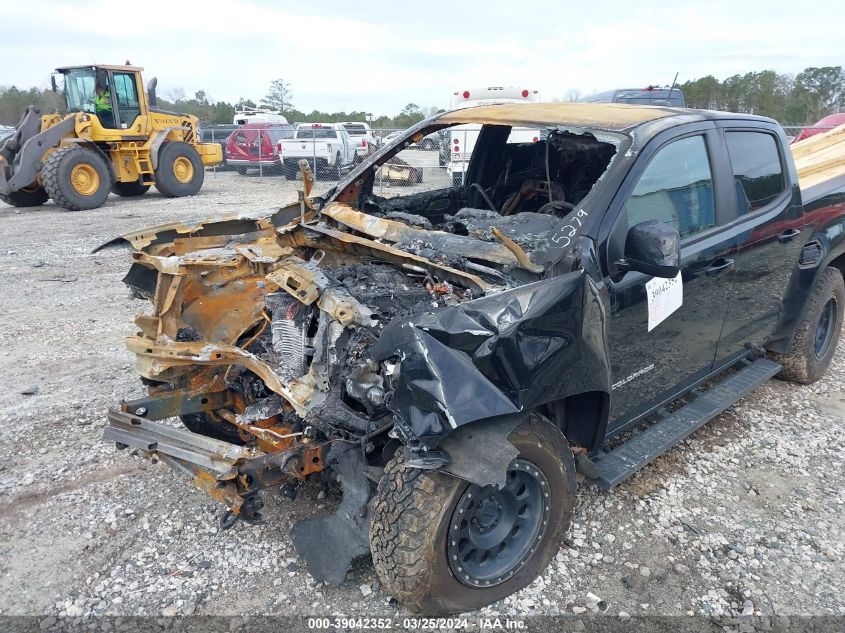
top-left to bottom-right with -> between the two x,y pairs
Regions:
43,147 -> 111,211
111,181 -> 150,197
0,187 -> 49,207
370,413 -> 576,614
180,412 -> 244,445
770,266 -> 844,383
154,141 -> 204,198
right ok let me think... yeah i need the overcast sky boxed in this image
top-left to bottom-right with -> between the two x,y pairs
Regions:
2,0 -> 843,116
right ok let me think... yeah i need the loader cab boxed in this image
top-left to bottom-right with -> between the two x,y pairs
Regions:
55,64 -> 149,133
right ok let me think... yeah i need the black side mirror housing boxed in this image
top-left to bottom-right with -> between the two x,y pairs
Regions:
623,220 -> 681,278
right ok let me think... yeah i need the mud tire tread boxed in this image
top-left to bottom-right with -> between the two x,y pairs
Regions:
771,266 -> 844,384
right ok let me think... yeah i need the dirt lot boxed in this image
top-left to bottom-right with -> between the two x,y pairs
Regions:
0,168 -> 843,623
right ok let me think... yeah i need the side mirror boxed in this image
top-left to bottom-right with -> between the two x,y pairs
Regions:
622,220 -> 680,278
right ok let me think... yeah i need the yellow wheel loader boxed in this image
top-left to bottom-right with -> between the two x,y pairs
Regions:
0,64 -> 222,211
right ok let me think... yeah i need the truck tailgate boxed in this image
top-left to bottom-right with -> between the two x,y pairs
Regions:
281,140 -> 331,158
792,123 -> 845,203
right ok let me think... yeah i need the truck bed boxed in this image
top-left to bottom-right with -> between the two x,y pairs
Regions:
791,123 -> 845,203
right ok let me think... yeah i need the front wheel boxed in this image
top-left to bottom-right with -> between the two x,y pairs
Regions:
370,413 -> 576,615
154,141 -> 204,197
43,147 -> 111,210
770,266 -> 844,383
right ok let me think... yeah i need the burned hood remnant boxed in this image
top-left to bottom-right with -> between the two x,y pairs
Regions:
103,102 -> 690,607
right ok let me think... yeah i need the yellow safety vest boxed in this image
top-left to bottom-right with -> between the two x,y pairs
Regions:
95,91 -> 112,112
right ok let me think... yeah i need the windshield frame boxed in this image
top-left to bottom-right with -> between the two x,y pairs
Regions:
324,115 -> 630,267
61,67 -> 97,113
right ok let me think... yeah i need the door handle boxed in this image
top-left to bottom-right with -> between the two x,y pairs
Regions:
778,228 -> 801,244
705,258 -> 734,278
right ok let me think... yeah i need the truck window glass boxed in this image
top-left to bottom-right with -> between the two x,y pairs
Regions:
112,72 -> 141,128
296,129 -> 338,139
725,131 -> 785,214
625,135 -> 715,238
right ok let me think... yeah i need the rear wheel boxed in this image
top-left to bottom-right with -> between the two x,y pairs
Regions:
43,147 -> 111,211
370,413 -> 576,614
771,266 -> 845,383
0,185 -> 49,207
154,141 -> 204,197
111,181 -> 150,197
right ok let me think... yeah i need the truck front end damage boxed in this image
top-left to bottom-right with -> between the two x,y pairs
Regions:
104,111 -> 623,585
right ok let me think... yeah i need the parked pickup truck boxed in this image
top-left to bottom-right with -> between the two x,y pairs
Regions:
278,123 -> 357,180
101,103 -> 845,614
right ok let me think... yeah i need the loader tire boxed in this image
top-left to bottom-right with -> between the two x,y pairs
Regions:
154,142 -> 204,198
370,413 -> 576,615
0,186 -> 49,207
770,266 -> 844,384
111,181 -> 150,197
43,147 -> 111,211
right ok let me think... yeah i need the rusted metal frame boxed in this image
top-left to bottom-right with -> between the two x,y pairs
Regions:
125,336 -> 322,417
294,223 -> 491,293
491,227 -> 544,273
322,204 -> 519,267
153,273 -> 185,339
121,388 -> 232,421
104,407 -> 250,475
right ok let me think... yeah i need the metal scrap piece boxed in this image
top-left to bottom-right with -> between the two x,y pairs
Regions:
290,444 -> 372,585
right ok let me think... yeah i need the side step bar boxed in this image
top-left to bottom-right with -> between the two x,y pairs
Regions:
578,358 -> 781,489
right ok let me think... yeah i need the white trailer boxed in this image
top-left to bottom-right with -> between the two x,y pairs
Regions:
447,86 -> 541,186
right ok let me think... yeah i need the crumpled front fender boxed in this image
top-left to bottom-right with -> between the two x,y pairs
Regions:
371,270 -> 611,447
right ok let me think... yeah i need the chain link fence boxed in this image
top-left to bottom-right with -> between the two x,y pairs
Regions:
198,125 -> 486,195
199,122 -> 843,196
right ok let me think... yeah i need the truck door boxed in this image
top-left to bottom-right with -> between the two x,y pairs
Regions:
714,126 -> 804,359
603,127 -> 738,428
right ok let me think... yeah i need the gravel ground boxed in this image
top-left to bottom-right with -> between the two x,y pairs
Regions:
0,169 -> 843,624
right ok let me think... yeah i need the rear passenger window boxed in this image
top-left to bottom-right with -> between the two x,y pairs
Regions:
725,131 -> 784,214
625,135 -> 716,239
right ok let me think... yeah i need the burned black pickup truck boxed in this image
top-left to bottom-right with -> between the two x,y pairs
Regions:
102,103 -> 845,614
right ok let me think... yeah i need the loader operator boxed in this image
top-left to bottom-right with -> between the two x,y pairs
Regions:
93,74 -> 114,128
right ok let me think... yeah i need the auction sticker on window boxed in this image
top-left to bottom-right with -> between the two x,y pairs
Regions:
646,271 -> 683,332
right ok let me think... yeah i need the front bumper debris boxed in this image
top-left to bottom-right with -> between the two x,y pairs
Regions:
104,395 -> 324,518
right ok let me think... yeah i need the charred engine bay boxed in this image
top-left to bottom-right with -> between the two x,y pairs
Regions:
125,128 -> 617,451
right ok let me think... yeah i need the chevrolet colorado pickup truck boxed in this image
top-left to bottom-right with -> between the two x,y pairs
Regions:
102,103 -> 845,614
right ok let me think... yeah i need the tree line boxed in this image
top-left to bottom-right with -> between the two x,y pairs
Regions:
0,76 -> 437,129
679,66 -> 843,124
2,67 -> 841,129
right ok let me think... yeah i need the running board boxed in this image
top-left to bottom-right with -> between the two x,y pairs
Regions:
578,358 -> 781,489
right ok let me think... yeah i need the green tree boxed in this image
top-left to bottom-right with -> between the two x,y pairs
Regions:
261,79 -> 294,113
794,66 -> 844,121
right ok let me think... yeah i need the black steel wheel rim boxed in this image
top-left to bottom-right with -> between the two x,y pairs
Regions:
447,458 -> 550,587
815,298 -> 837,358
